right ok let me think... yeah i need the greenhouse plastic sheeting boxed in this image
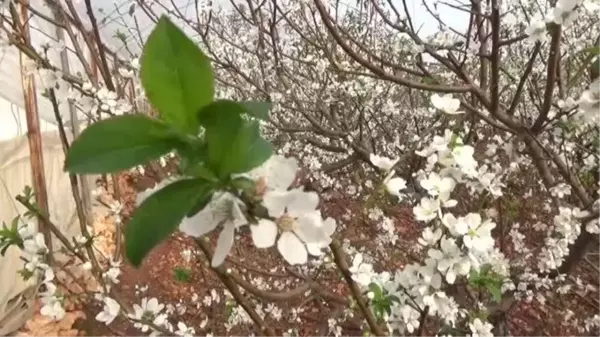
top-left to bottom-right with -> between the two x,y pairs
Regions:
0,131 -> 82,335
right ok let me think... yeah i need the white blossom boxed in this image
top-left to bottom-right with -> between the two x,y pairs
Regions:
414,197 -> 440,222
370,153 -> 399,171
431,94 -> 464,114
96,297 -> 120,325
40,296 -> 65,321
349,253 -> 374,286
469,318 -> 494,337
180,192 -> 247,266
251,188 -> 333,264
385,177 -> 407,198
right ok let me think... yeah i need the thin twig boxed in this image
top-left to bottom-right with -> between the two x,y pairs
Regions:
194,238 -> 277,336
16,195 -> 86,262
329,238 -> 387,336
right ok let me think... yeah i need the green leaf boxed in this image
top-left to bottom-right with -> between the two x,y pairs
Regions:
383,302 -> 392,316
486,283 -> 502,303
176,142 -> 220,183
239,101 -> 272,121
126,178 -> 213,266
186,191 -> 214,217
10,216 -> 19,231
177,139 -> 207,174
368,283 -> 383,299
1,244 -> 10,256
23,186 -> 32,199
581,46 -> 600,56
388,295 -> 401,303
173,267 -> 193,283
199,100 -> 273,178
65,115 -> 181,174
189,165 -> 220,183
231,176 -> 256,193
141,16 -> 214,134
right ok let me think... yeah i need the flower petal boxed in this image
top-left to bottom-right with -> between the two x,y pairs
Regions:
322,217 -> 337,236
230,199 -> 248,228
265,155 -> 299,190
212,223 -> 235,267
386,177 -> 407,196
95,311 -> 107,322
294,212 -> 326,243
251,220 -> 278,248
243,155 -> 299,190
285,189 -> 319,217
305,242 -> 325,256
277,232 -> 307,264
446,269 -> 456,284
179,206 -> 220,237
263,188 -> 319,217
370,154 -> 398,171
262,190 -> 288,217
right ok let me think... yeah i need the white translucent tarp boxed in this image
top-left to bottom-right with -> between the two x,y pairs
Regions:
0,131 -> 81,336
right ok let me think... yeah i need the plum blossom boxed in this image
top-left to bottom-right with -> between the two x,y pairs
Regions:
39,282 -> 57,298
129,297 -> 165,333
550,183 -> 572,198
118,66 -> 135,78
385,177 -> 407,198
395,304 -> 421,333
420,172 -> 455,200
24,254 -> 48,272
413,197 -> 440,222
40,296 -> 65,320
103,259 -> 122,284
476,166 -> 504,197
349,253 -> 375,286
18,221 -> 36,240
96,297 -> 120,325
451,145 -> 478,175
428,237 -> 471,284
549,0 -> 581,26
23,233 -> 48,255
242,155 -> 299,193
418,227 -> 442,246
370,153 -> 399,171
42,268 -> 55,283
469,318 -> 494,337
305,217 -> 337,255
525,15 -> 547,43
586,218 -> 600,234
175,321 -> 195,336
422,291 -> 459,320
96,87 -> 118,112
417,259 -> 443,291
251,188 -> 333,264
431,94 -> 464,114
180,192 -> 247,266
457,214 -> 496,253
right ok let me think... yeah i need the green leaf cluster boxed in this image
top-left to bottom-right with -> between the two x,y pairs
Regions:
64,16 -> 274,267
0,216 -> 23,256
368,283 -> 401,321
469,264 -> 504,302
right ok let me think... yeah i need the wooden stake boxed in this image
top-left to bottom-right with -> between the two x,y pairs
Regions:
18,0 -> 52,251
